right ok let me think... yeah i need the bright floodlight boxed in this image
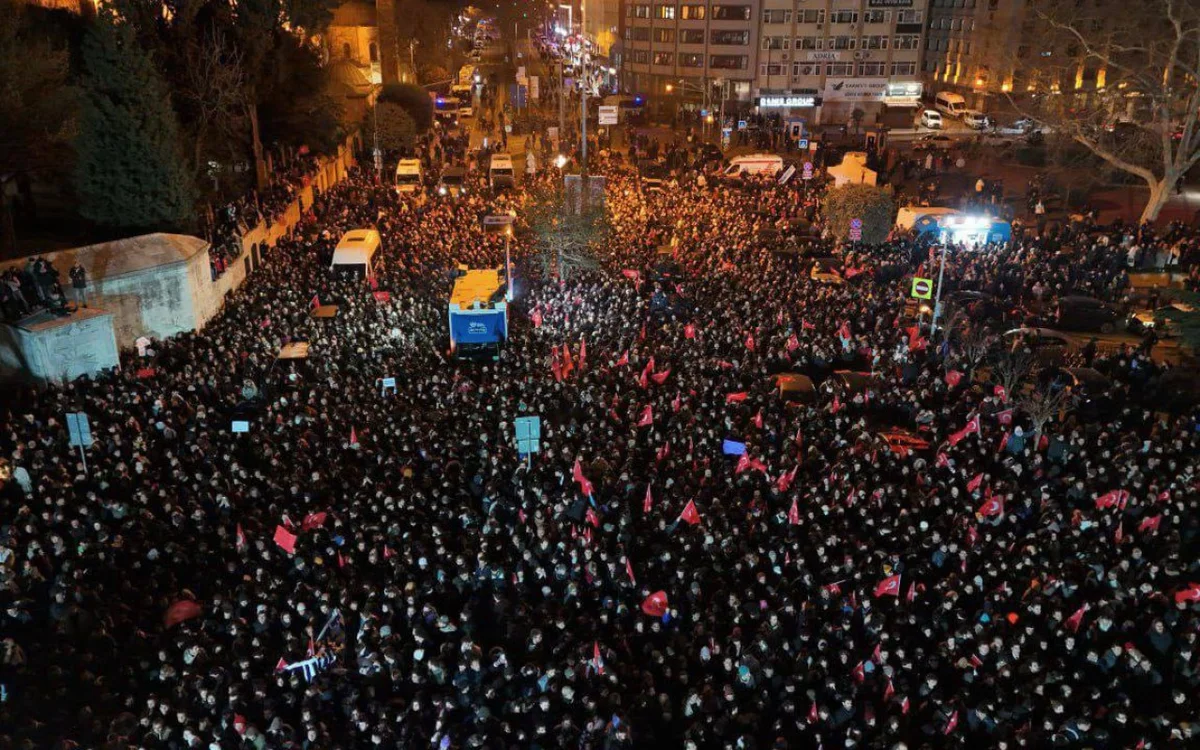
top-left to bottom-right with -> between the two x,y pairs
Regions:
554,154 -> 567,169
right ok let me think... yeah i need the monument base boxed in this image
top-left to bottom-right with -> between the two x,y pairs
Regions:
0,307 -> 119,384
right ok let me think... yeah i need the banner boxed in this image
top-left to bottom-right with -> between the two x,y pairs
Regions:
449,310 -> 507,344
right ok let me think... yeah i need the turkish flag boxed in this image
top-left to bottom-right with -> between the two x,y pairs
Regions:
996,408 -> 1014,425
745,333 -> 756,352
615,350 -> 629,366
679,499 -> 701,526
1138,515 -> 1162,533
650,370 -> 670,385
944,710 -> 959,735
830,395 -> 842,414
1065,603 -> 1088,633
578,337 -> 587,371
164,599 -> 203,628
978,496 -> 1004,517
1173,584 -> 1200,604
273,525 -> 297,554
883,679 -> 895,702
726,391 -> 749,403
936,452 -> 950,468
301,511 -> 328,532
839,321 -> 852,340
638,405 -> 654,427
945,370 -> 963,387
1096,489 -> 1130,510
788,499 -> 800,526
802,320 -> 816,331
776,466 -> 798,493
349,426 -> 359,446
641,591 -> 669,617
235,523 -> 246,551
586,507 -> 600,528
626,558 -> 636,585
852,661 -> 865,683
684,323 -> 696,339
644,484 -> 654,514
787,334 -> 800,352
753,410 -> 764,429
572,459 -> 594,497
994,384 -> 1008,401
967,473 -> 984,493
873,574 -> 901,598
531,308 -> 543,328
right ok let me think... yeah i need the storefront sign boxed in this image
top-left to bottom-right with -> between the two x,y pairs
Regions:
757,95 -> 820,108
808,51 -> 842,62
884,80 -> 924,106
823,77 -> 889,102
868,0 -> 914,7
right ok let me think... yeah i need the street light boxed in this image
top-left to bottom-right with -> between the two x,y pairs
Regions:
554,154 -> 567,169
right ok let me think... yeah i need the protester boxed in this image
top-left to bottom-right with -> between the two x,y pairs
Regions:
0,148 -> 1197,750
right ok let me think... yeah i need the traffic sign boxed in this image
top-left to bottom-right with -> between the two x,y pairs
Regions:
848,217 -> 863,241
598,105 -> 618,125
796,138 -> 809,151
514,416 -> 542,456
801,161 -> 814,180
66,412 -> 92,448
911,277 -> 934,300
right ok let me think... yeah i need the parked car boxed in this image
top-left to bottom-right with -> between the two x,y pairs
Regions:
945,290 -> 1017,323
1053,295 -> 1124,333
913,134 -> 956,151
962,111 -> 990,130
1003,327 -> 1076,365
920,109 -> 943,129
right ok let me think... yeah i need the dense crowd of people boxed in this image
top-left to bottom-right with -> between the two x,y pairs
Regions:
1,136 -> 1198,750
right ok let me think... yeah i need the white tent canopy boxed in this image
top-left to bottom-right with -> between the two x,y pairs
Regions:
827,152 -> 877,188
331,229 -> 380,277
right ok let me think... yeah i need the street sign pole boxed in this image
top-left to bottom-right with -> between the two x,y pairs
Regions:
930,245 -> 949,336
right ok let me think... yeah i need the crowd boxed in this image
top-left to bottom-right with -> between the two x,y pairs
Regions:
1,142 -> 1198,750
205,155 -> 321,281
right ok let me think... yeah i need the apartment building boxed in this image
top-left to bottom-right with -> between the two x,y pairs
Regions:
619,0 -> 762,116
923,0 -> 1025,108
755,0 -> 929,124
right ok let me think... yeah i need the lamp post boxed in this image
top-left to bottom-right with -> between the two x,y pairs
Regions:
929,244 -> 949,336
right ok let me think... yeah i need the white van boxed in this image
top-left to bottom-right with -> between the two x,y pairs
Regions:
489,153 -> 516,190
935,92 -> 967,118
920,109 -> 943,129
395,159 -> 423,194
331,229 -> 381,279
723,153 -> 784,177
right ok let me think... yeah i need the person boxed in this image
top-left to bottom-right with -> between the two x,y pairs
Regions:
69,261 -> 88,308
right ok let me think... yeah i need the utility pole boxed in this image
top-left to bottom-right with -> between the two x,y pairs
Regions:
580,0 -> 588,175
558,59 -> 565,150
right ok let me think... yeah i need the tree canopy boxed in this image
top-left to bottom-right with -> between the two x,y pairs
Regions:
74,9 -> 197,231
822,184 -> 895,245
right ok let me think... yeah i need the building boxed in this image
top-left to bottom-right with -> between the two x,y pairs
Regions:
923,0 -> 1025,108
754,0 -> 929,126
583,0 -> 622,56
324,0 -> 383,84
619,0 -> 762,117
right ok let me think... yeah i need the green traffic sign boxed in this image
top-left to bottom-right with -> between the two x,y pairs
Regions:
911,277 -> 933,300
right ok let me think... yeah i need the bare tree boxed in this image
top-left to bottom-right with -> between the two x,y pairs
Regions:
178,29 -> 247,182
1018,382 -> 1073,446
530,183 -> 606,280
992,347 -> 1035,401
1010,0 -> 1200,222
954,326 -> 995,381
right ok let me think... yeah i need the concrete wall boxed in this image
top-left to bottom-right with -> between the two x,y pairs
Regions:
0,309 -> 119,384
